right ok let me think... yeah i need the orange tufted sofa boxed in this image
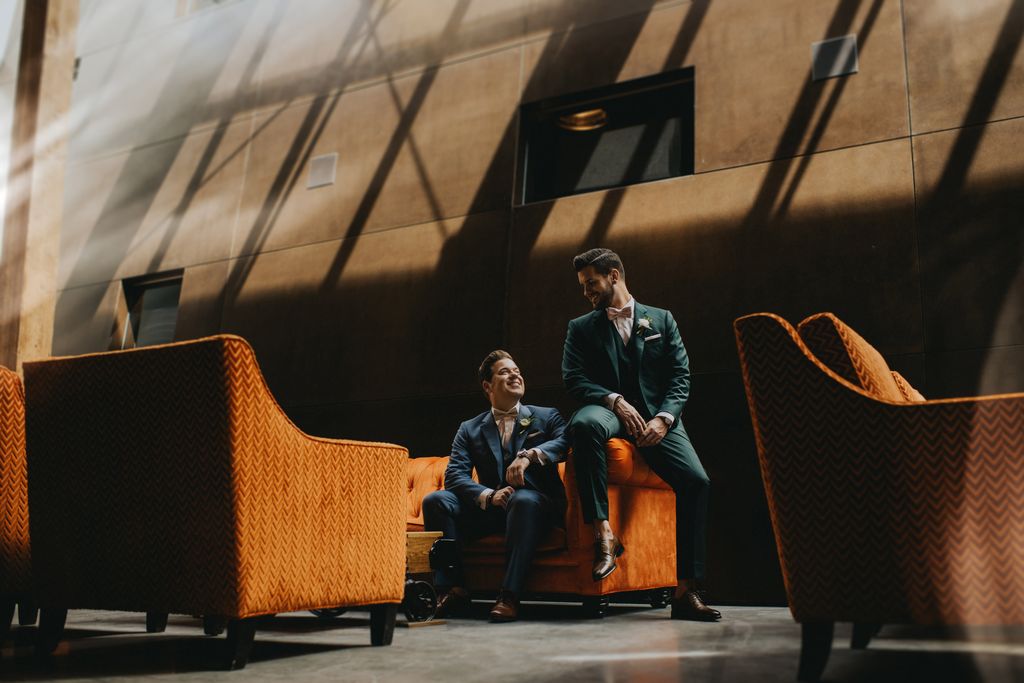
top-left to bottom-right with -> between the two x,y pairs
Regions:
0,366 -> 32,642
406,439 -> 677,614
734,312 -> 1024,682
23,335 -> 407,669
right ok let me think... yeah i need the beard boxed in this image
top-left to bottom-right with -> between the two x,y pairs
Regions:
591,288 -> 614,310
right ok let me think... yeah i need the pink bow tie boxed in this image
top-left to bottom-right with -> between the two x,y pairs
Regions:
493,408 -> 518,420
606,306 -> 632,321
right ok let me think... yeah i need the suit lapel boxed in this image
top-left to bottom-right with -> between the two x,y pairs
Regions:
593,311 -> 620,385
510,405 -> 532,456
481,413 -> 503,477
632,302 -> 647,367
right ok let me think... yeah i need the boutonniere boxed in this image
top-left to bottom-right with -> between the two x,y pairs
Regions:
636,317 -> 654,336
518,415 -> 535,433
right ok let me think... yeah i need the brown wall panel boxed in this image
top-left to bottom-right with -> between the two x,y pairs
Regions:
220,210 -> 508,408
914,117 -> 1024,354
51,281 -> 119,356
926,346 -> 1024,398
60,119 -> 250,289
522,0 -> 908,172
508,139 -> 921,386
905,0 -> 1024,134
174,260 -> 230,342
234,48 -> 519,257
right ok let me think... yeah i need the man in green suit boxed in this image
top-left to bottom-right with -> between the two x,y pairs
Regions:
562,248 -> 720,621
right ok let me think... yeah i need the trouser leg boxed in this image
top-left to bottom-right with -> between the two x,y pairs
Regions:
640,426 -> 710,580
501,489 -> 557,594
567,405 -> 620,522
422,490 -> 502,588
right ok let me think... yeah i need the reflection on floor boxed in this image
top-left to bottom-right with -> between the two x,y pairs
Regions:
2,603 -> 1024,682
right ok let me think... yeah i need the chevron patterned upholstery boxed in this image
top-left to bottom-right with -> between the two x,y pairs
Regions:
24,335 -> 406,624
0,367 -> 30,605
404,439 -> 676,600
735,312 -> 1024,678
797,312 -> 907,403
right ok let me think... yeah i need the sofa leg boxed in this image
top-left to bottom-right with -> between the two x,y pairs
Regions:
146,611 -> 169,633
649,588 -> 673,609
0,599 -> 14,644
222,618 -> 257,670
204,615 -> 227,636
582,595 -> 610,619
35,608 -> 68,657
851,622 -> 881,649
797,621 -> 834,682
18,600 -> 38,626
370,603 -> 397,646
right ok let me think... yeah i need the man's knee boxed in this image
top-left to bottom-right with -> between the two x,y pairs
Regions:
568,409 -> 613,441
507,489 -> 544,514
423,490 -> 458,516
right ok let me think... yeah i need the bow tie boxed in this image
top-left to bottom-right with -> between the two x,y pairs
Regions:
606,306 -> 632,321
493,408 -> 518,420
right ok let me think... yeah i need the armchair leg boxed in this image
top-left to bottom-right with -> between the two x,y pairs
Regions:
18,600 -> 38,626
851,622 -> 881,650
222,618 -> 257,670
370,603 -> 398,646
35,608 -> 68,657
797,621 -> 834,682
204,615 -> 227,636
0,599 -> 14,644
146,611 -> 169,633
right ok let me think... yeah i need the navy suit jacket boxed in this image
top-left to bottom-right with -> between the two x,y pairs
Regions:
443,404 -> 569,507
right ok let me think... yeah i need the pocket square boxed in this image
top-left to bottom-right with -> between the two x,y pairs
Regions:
644,333 -> 662,342
526,431 -> 542,438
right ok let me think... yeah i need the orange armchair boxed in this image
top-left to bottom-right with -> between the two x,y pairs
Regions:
0,366 -> 32,642
23,335 -> 407,669
734,313 -> 1024,682
406,440 -> 677,616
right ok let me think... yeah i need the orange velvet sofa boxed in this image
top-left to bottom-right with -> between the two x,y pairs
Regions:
406,439 -> 677,615
734,312 -> 1024,682
23,335 -> 408,669
0,366 -> 32,642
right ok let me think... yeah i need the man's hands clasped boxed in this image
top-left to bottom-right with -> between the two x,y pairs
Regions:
613,396 -> 668,447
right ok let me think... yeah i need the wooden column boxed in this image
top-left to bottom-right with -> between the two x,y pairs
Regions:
0,0 -> 78,370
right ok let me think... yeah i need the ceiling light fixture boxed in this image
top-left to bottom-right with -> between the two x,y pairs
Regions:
557,108 -> 608,131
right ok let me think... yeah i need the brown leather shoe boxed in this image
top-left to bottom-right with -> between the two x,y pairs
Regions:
435,587 -> 471,618
592,536 -> 625,581
670,590 -> 721,621
489,590 -> 519,622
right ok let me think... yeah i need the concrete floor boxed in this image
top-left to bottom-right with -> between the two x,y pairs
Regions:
3,602 -> 1024,682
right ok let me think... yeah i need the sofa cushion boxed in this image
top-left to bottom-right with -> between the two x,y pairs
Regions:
797,313 -> 906,403
407,456 -> 448,527
891,371 -> 926,402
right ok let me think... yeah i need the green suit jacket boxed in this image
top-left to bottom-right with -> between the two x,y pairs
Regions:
561,303 -> 691,423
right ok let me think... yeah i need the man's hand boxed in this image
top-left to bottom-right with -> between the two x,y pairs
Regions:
636,417 -> 669,447
613,397 -> 647,438
492,486 -> 515,508
505,453 -> 531,488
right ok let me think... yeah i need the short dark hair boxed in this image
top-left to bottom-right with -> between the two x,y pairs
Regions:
478,349 -> 513,384
573,248 -> 625,277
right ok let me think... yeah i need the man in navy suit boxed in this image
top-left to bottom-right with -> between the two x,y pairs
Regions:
562,248 -> 720,621
423,350 -> 569,622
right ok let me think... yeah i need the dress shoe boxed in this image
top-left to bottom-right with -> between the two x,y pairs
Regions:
592,536 -> 625,581
489,590 -> 519,622
435,587 -> 471,618
670,590 -> 721,621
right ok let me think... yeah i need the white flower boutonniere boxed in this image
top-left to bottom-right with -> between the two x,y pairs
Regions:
636,316 -> 654,336
518,415 -> 535,435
